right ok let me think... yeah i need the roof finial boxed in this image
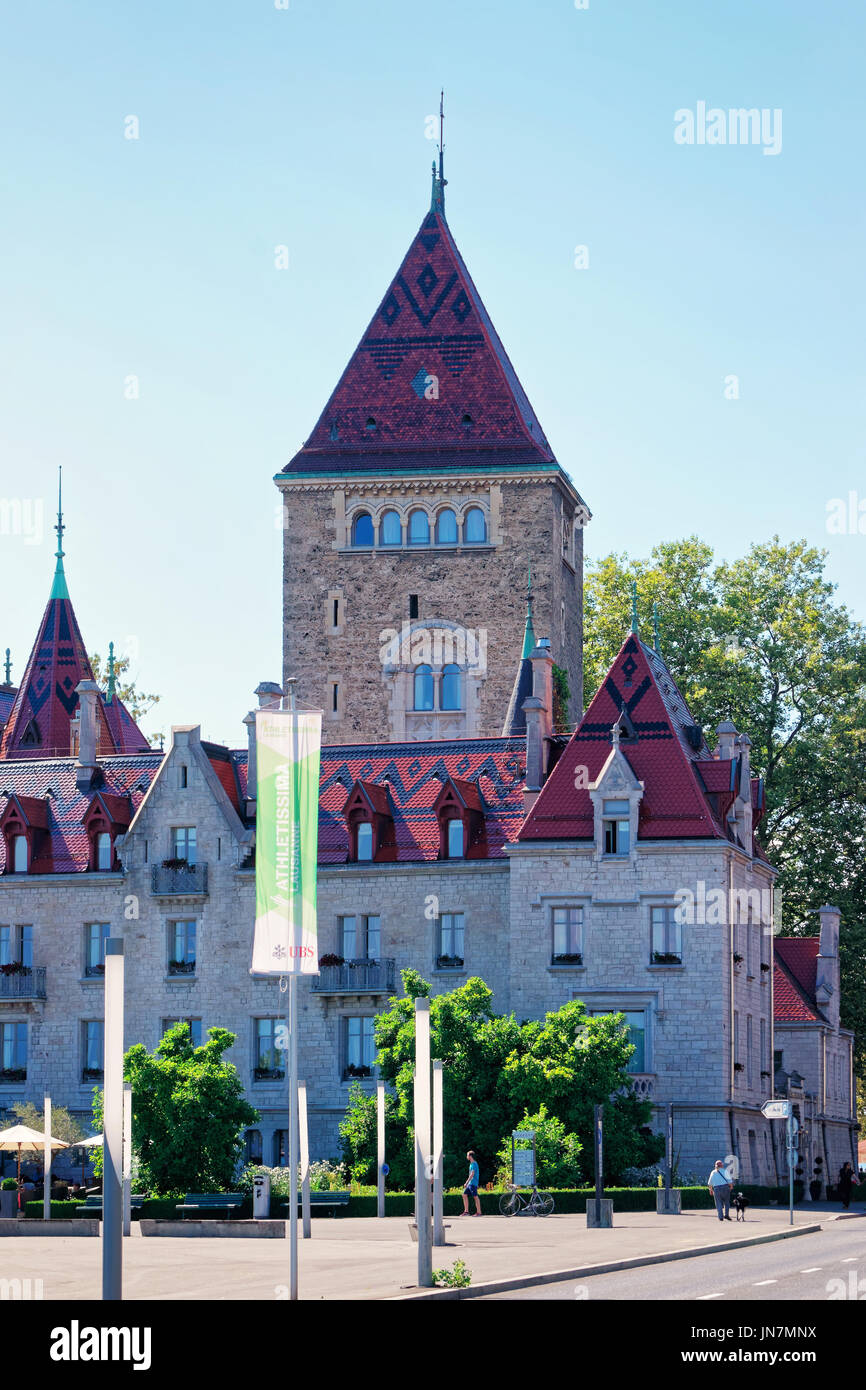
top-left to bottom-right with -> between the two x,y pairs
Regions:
653,602 -> 661,654
430,90 -> 447,214
521,562 -> 536,658
51,466 -> 69,601
3,649 -> 10,685
106,641 -> 116,705
631,580 -> 639,635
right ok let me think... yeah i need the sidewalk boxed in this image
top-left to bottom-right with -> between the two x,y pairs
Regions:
0,1205 -> 824,1301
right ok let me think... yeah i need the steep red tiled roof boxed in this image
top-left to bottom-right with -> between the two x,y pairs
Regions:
520,634 -> 731,843
0,587 -> 151,761
202,741 -> 242,813
283,203 -> 557,475
0,756 -> 162,873
774,938 -> 822,1023
316,738 -> 525,863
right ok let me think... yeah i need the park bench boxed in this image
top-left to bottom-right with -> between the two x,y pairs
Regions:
176,1193 -> 245,1220
74,1194 -> 146,1217
277,1191 -> 351,1217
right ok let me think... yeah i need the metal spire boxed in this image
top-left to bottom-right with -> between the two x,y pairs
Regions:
653,603 -> 661,654
430,90 -> 447,214
521,562 -> 536,658
50,466 -> 69,601
106,641 -> 117,705
631,580 -> 639,635
3,649 -> 10,685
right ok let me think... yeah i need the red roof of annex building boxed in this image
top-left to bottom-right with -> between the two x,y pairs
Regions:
519,632 -> 767,851
773,937 -> 823,1023
281,169 -> 572,480
0,487 -> 151,762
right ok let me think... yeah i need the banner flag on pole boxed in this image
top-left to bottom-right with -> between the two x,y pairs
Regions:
252,709 -> 322,975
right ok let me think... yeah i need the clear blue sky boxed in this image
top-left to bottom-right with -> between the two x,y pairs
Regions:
1,0 -> 863,745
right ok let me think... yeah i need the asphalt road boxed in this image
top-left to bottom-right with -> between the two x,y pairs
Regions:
478,1221 -> 866,1300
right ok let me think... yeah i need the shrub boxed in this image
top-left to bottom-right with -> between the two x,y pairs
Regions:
496,1105 -> 583,1189
2,1177 -> 19,1191
433,1259 -> 472,1288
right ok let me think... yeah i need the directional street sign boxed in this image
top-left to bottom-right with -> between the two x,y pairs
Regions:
761,1099 -> 791,1119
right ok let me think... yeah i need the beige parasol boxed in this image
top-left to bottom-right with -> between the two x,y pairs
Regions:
0,1123 -> 69,1196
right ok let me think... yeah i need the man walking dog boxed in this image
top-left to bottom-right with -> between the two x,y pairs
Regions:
708,1159 -> 733,1221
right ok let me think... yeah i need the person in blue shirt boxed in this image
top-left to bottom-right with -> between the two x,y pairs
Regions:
460,1150 -> 482,1216
707,1159 -> 733,1221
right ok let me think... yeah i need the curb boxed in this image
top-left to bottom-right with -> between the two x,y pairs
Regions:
389,1221 -> 823,1300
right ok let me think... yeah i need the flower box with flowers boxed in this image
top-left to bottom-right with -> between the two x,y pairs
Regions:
343,1063 -> 372,1079
168,960 -> 196,976
436,955 -> 465,969
551,952 -> 583,966
0,962 -> 31,976
0,1067 -> 26,1082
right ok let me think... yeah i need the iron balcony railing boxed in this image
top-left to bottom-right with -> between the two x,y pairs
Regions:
312,958 -> 397,995
0,966 -> 46,1001
151,863 -> 208,896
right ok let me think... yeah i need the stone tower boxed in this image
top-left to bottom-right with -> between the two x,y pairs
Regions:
277,165 -> 590,744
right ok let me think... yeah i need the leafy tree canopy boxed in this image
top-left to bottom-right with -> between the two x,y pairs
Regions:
92,1024 -> 259,1195
339,971 -> 663,1189
585,536 -> 866,1063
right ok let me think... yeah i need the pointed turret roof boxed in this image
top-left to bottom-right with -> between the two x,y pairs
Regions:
502,573 -> 538,736
283,189 -> 557,476
520,633 -> 765,849
0,488 -> 151,760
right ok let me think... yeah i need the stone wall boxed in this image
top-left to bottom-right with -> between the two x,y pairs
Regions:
279,469 -> 585,744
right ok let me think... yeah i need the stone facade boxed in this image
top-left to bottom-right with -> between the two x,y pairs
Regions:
279,470 -> 586,743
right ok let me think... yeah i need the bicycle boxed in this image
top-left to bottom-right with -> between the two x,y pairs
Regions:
498,1184 -> 555,1216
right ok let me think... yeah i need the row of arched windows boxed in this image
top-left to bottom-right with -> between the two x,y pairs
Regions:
351,506 -> 487,549
414,665 -> 461,711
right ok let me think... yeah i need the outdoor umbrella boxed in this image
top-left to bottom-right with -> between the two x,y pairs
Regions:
0,1123 -> 69,1207
74,1133 -> 103,1189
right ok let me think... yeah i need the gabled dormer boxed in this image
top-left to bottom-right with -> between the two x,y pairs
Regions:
432,775 -> 486,860
341,780 -> 396,862
81,792 -> 131,872
587,723 -> 644,861
0,792 -> 50,873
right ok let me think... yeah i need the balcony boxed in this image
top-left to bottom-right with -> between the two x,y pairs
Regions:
0,966 -> 46,1001
152,862 -> 208,897
312,958 -> 397,996
629,1073 -> 655,1100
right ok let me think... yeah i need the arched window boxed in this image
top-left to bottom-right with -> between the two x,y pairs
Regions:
441,665 -> 461,710
407,510 -> 430,546
446,817 -> 464,859
435,509 -> 458,545
463,507 -> 487,543
413,665 -> 434,711
351,512 -> 374,547
380,510 -> 402,546
356,822 -> 374,862
12,835 -> 28,873
96,833 -> 112,871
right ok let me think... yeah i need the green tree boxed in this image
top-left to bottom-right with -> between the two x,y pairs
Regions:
93,1024 -> 259,1195
3,1101 -> 86,1146
339,970 -> 662,1189
585,536 -> 866,1065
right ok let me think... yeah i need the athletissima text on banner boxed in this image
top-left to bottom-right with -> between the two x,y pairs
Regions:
252,710 -> 322,975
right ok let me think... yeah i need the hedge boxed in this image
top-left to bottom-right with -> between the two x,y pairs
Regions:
22,1184 -> 804,1220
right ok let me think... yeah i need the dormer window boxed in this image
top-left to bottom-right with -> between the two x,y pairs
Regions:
12,835 -> 28,873
342,780 -> 395,864
446,816 -> 465,859
603,799 -> 630,856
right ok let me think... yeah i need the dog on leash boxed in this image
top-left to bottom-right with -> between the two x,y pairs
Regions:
732,1192 -> 749,1222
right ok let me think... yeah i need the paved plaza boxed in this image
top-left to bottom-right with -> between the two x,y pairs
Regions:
0,1206 -> 836,1301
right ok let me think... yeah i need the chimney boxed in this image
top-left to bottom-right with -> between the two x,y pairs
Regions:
245,682 -> 284,813
716,719 -> 738,760
75,680 -> 100,790
816,905 -> 841,1025
523,639 -> 554,809
736,733 -> 753,846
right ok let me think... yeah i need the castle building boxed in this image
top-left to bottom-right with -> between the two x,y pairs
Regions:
0,171 -> 856,1187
